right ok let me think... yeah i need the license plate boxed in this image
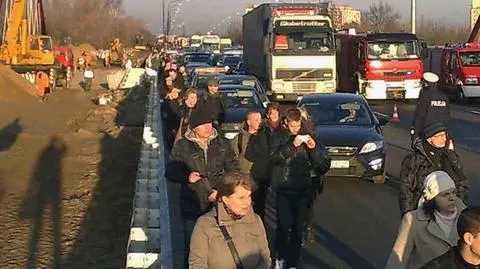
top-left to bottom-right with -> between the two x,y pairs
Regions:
330,160 -> 350,169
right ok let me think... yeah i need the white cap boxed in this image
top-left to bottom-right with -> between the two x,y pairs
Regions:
418,171 -> 456,207
423,72 -> 439,83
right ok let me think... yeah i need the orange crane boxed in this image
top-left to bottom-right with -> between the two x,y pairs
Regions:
0,0 -> 69,92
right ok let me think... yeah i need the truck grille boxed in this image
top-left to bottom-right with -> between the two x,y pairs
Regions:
326,146 -> 357,156
276,69 -> 333,81
292,82 -> 317,93
374,70 -> 415,77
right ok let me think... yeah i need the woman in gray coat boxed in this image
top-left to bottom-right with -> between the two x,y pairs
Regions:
189,172 -> 271,269
386,171 -> 467,269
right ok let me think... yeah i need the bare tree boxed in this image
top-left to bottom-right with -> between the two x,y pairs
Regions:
225,20 -> 242,45
42,0 -> 151,48
363,1 -> 401,32
416,17 -> 470,45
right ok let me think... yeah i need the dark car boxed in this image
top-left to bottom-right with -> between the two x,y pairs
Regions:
217,75 -> 268,104
180,52 -> 211,65
298,93 -> 389,183
185,62 -> 211,77
216,85 -> 268,140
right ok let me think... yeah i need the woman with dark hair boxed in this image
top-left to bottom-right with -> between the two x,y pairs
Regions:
174,88 -> 198,143
386,171 -> 466,269
189,172 -> 271,269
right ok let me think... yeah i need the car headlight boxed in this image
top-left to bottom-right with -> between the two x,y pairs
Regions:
272,82 -> 284,90
359,140 -> 384,154
465,77 -> 478,85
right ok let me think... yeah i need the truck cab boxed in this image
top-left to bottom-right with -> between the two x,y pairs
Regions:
440,43 -> 480,99
243,3 -> 337,102
336,31 -> 424,100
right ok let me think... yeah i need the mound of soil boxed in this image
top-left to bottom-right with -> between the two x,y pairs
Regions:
0,65 -> 36,101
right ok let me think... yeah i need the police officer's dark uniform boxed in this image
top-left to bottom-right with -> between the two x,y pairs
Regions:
411,72 -> 450,148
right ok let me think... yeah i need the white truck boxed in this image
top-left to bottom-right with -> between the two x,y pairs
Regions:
243,3 -> 337,101
190,35 -> 202,48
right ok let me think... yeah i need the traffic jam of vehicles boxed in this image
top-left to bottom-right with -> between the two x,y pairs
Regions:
159,2 -> 480,183
162,4 -> 432,182
155,2 -> 479,268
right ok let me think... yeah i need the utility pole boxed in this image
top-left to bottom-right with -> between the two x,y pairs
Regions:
162,0 -> 166,47
411,0 -> 416,34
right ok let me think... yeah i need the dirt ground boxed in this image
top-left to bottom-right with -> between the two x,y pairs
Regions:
0,67 -> 147,268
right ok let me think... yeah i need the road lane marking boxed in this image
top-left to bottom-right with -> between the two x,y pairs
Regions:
373,111 -> 390,118
471,110 -> 480,115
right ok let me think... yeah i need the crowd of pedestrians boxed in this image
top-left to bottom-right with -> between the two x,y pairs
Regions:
149,52 -> 479,269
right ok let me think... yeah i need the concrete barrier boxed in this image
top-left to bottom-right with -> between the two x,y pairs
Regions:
125,74 -> 173,269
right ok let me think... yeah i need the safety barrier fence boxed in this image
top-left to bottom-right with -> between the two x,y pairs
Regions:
125,74 -> 174,269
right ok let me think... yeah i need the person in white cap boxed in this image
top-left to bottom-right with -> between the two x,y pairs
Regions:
411,72 -> 450,150
386,171 -> 466,269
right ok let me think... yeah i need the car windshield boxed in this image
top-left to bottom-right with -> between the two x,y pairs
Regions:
460,51 -> 480,66
185,55 -> 210,63
221,89 -> 263,109
224,57 -> 241,66
302,101 -> 373,126
367,40 -> 420,60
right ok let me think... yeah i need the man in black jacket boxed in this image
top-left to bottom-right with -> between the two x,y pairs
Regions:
200,78 -> 225,126
230,110 -> 271,218
411,72 -> 450,150
421,207 -> 480,269
165,109 -> 239,267
270,108 -> 330,269
399,121 -> 469,216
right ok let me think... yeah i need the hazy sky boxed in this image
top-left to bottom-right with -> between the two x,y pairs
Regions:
123,0 -> 472,35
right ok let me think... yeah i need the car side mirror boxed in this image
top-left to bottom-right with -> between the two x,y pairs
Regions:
378,117 -> 389,126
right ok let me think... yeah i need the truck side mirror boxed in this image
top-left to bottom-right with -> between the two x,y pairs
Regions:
421,41 -> 428,59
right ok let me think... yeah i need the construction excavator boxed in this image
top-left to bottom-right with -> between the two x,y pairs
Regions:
0,0 -> 72,91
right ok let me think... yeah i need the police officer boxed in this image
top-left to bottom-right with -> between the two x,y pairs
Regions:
410,72 -> 450,149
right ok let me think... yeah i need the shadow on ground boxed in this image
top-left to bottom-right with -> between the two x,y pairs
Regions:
60,85 -> 147,268
0,118 -> 22,152
18,137 -> 67,269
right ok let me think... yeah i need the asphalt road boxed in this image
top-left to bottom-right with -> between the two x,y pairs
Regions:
293,99 -> 480,269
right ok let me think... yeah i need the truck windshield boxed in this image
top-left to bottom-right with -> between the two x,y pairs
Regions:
460,51 -> 480,66
367,40 -> 420,60
191,39 -> 201,45
274,32 -> 334,54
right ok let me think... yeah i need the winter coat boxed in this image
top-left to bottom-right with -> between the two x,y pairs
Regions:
386,198 -> 466,269
189,203 -> 271,269
230,124 -> 271,182
166,128 -> 239,219
399,145 -> 469,215
199,92 -> 225,125
420,246 -> 479,269
412,84 -> 450,136
269,126 -> 330,193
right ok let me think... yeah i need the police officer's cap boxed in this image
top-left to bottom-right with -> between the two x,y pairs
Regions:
423,72 -> 439,83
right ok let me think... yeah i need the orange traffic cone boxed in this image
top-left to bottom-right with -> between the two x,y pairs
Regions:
391,104 -> 400,123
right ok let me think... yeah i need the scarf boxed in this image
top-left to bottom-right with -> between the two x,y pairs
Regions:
434,207 -> 457,239
223,203 -> 243,221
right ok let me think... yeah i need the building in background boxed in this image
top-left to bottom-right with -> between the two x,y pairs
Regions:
325,3 -> 361,29
472,0 -> 480,30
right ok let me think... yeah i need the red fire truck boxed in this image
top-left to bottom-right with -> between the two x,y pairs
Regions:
336,30 -> 424,100
437,43 -> 480,100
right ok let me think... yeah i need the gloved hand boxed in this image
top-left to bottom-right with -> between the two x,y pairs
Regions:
410,134 -> 423,151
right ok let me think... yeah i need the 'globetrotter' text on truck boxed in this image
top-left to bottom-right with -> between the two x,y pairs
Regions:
243,3 -> 337,102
